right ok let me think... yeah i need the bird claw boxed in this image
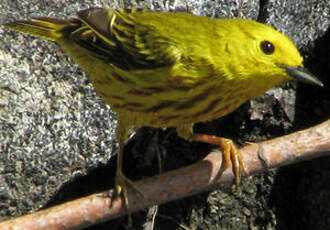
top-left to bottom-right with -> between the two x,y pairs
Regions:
191,134 -> 247,185
220,137 -> 247,185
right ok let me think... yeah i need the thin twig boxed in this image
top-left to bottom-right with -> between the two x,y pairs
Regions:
0,119 -> 329,230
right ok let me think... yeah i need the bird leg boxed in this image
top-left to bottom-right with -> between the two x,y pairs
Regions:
112,116 -> 146,224
114,142 -> 130,207
190,134 -> 246,186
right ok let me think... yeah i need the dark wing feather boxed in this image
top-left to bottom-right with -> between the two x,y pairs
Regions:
72,8 -> 178,70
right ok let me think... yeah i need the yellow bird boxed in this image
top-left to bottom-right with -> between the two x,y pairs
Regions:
4,8 -> 323,207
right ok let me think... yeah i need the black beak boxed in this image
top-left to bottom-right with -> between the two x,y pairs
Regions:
279,65 -> 323,87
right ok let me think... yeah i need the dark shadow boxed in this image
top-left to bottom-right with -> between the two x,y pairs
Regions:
270,26 -> 330,230
44,127 -> 212,230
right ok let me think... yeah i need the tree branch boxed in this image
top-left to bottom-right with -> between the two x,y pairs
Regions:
1,119 -> 330,230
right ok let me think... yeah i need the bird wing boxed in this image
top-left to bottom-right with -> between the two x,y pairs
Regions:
72,8 -> 180,71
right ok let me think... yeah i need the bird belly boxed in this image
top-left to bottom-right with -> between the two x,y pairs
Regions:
92,70 -> 247,128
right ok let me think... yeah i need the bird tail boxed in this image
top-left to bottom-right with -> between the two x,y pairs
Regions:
4,17 -> 79,42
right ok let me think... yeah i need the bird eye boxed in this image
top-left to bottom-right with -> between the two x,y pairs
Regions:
260,40 -> 274,55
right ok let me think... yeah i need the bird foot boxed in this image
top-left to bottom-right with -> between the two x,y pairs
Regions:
191,134 -> 247,185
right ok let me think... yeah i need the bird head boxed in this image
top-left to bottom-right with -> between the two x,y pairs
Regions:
226,19 -> 323,96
